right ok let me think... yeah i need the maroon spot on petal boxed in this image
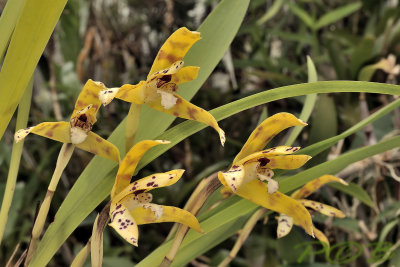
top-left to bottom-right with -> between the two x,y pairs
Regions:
134,189 -> 146,195
152,176 -> 156,179
258,158 -> 270,167
147,182 -> 154,187
96,137 -> 103,143
232,165 -> 239,169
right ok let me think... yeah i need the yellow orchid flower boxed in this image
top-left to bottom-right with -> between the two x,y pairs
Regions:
277,175 -> 348,245
218,113 -> 314,237
109,139 -> 202,246
14,79 -> 120,162
98,27 -> 225,146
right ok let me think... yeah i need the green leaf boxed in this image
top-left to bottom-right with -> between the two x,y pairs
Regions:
257,0 -> 284,25
328,182 -> 373,207
0,0 -> 25,61
30,0 -> 250,266
287,2 -> 315,29
0,0 -> 68,141
315,2 -> 362,30
285,56 -> 318,146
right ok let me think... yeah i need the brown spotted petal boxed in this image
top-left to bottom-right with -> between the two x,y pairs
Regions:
111,140 -> 170,198
71,79 -> 105,117
222,174 -> 314,237
130,204 -> 202,233
114,170 -> 185,203
220,165 -> 245,192
298,199 -> 345,218
109,202 -> 139,246
277,214 -> 293,238
14,122 -> 71,143
291,175 -> 348,199
74,131 -> 120,163
233,113 -> 307,164
145,93 -> 225,146
147,27 -> 201,78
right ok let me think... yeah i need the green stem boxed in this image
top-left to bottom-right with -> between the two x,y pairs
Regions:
125,103 -> 142,153
0,77 -> 33,245
25,143 -> 75,266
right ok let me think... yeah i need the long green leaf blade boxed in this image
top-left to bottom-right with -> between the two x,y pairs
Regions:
0,0 -> 68,141
315,2 -> 362,30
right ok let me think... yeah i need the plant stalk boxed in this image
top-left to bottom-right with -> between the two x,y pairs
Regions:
217,208 -> 266,267
125,103 -> 142,153
25,143 -> 75,266
0,78 -> 33,245
159,173 -> 221,267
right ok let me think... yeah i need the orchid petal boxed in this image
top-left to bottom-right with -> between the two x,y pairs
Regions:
114,170 -> 185,202
298,199 -> 345,218
111,81 -> 146,106
291,175 -> 348,199
148,27 -> 201,78
220,165 -> 245,192
15,121 -> 71,143
236,146 -> 301,165
109,203 -> 139,246
130,203 -> 202,233
233,113 -> 307,164
111,140 -> 170,198
150,61 -> 184,79
146,94 -> 225,146
257,171 -> 278,194
313,227 -> 330,247
230,176 -> 314,237
71,79 -> 105,117
277,214 -> 293,238
75,131 -> 120,163
170,66 -> 200,85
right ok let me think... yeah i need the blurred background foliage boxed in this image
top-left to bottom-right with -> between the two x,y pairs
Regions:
2,0 -> 400,266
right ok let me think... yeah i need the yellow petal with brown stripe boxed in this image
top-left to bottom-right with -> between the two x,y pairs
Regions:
148,27 -> 201,78
233,113 -> 307,164
75,131 -> 120,163
71,79 -> 105,117
15,121 -> 71,143
111,140 -> 170,198
298,199 -> 345,218
146,94 -> 225,146
291,175 -> 348,199
109,203 -> 139,246
130,203 -> 202,233
114,170 -> 185,203
225,174 -> 314,237
236,146 -> 301,165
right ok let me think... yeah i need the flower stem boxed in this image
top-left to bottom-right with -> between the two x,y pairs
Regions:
0,77 -> 33,245
160,173 -> 221,267
25,143 -> 75,266
125,103 -> 142,153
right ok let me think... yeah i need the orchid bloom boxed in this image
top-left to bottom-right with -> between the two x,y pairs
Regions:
14,80 -> 120,163
109,139 -> 202,246
277,175 -> 348,245
218,113 -> 314,237
98,27 -> 225,145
